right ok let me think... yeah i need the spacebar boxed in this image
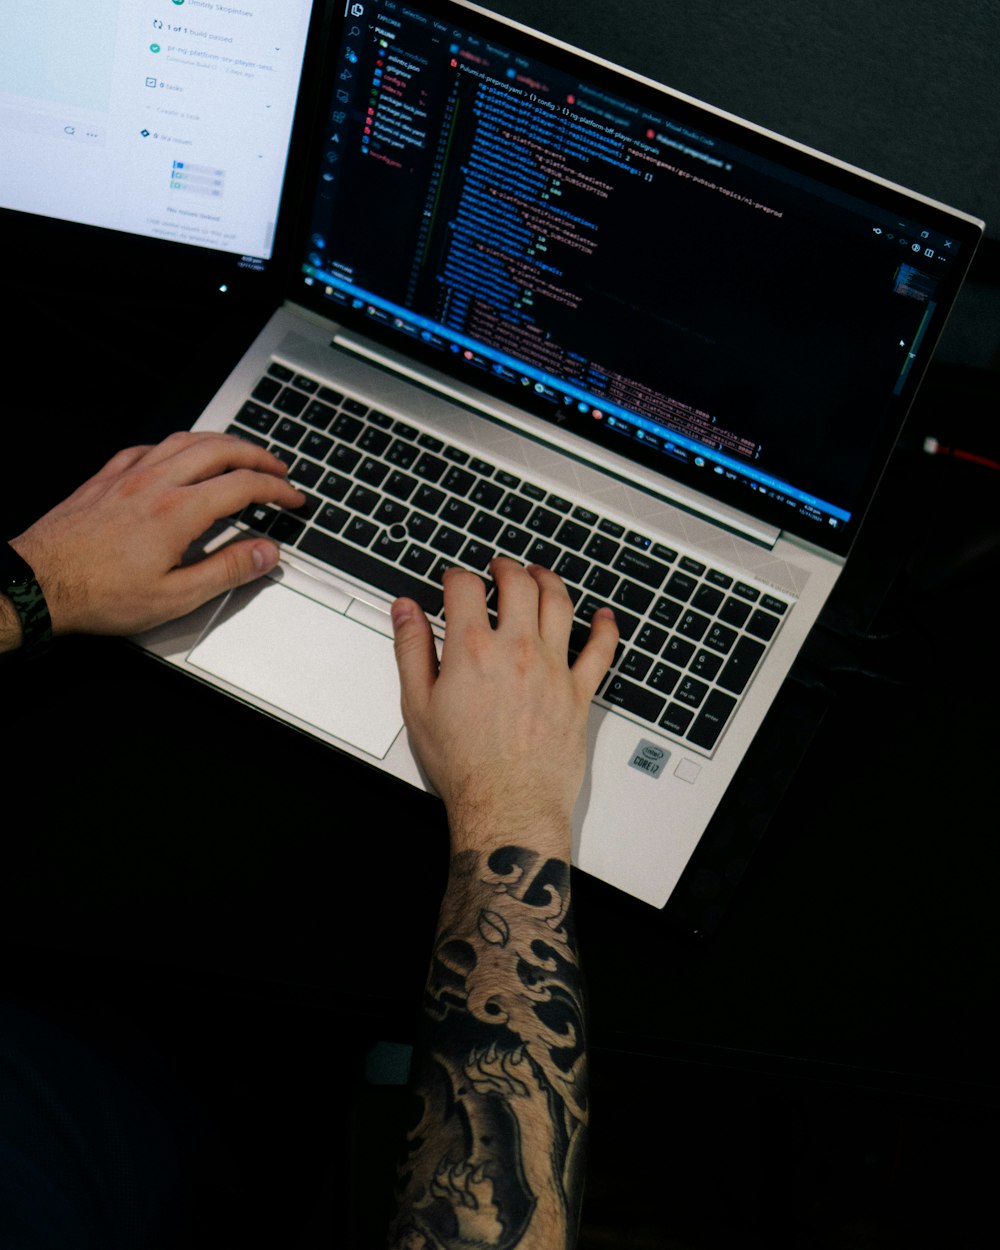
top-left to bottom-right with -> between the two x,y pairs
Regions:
297,529 -> 444,617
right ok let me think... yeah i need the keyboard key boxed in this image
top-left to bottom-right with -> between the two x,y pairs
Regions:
331,413 -> 364,441
318,471 -> 351,501
290,459 -> 324,489
635,623 -> 668,653
612,580 -> 654,615
648,663 -> 681,695
674,676 -> 709,708
499,493 -> 532,523
414,452 -> 448,482
345,485 -> 380,515
680,556 -> 706,575
401,544 -> 435,576
585,533 -> 619,564
234,401 -> 277,434
602,675 -> 666,723
525,538 -> 560,568
431,526 -> 465,557
469,511 -> 503,542
356,457 -> 390,487
733,581 -> 760,602
686,690 -> 738,750
344,516 -> 378,547
692,584 -> 725,615
314,504 -> 349,534
659,702 -> 695,737
620,649 -> 653,681
717,636 -> 766,694
274,388 -> 309,417
272,417 -> 306,447
406,513 -> 436,543
761,594 -> 789,614
664,571 -> 697,601
384,471 -> 418,500
413,484 -> 445,514
496,525 -> 531,557
555,519 -> 590,551
358,426 -> 392,455
527,507 -> 561,537
689,649 -> 723,681
470,480 -> 504,509
651,597 -> 682,629
252,376 -> 281,404
442,466 -> 475,496
584,566 -> 618,596
373,498 -> 409,527
718,596 -> 752,628
577,596 -> 638,641
460,539 -> 494,571
663,636 -> 695,667
554,552 -> 589,584
386,439 -> 419,468
704,623 -> 738,654
677,610 -> 710,641
746,609 -> 780,641
613,548 -> 669,589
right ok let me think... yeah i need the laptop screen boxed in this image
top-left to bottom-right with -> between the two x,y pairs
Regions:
295,0 -> 981,557
0,0 -> 316,290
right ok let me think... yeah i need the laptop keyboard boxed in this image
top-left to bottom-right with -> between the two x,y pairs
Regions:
226,361 -> 793,756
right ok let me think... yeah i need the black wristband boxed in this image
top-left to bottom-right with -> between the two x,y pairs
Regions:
1,542 -> 53,653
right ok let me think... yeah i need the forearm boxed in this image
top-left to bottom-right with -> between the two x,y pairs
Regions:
388,838 -> 588,1250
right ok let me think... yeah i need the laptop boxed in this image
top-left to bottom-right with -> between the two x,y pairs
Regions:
3,1 -> 982,908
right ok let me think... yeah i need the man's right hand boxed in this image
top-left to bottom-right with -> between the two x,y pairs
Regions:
390,558 -> 618,858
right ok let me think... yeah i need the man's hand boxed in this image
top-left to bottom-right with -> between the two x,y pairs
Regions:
8,431 -> 304,641
391,558 -> 618,856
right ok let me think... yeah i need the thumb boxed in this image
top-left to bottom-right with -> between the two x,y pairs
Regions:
174,537 -> 279,612
390,597 -> 438,715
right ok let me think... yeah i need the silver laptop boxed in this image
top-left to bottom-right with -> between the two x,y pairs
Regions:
5,1 -> 981,907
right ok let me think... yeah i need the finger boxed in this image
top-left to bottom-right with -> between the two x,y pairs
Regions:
571,607 -> 619,696
439,566 -> 491,638
142,431 -> 293,484
526,563 -> 574,644
490,557 -> 540,632
160,537 -> 281,619
188,467 -> 305,528
391,596 -> 439,716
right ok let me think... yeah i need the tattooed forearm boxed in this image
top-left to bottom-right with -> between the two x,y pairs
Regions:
387,845 -> 588,1250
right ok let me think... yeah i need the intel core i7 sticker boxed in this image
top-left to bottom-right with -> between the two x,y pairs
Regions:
628,739 -> 669,778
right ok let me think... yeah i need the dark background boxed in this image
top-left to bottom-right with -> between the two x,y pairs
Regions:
3,3 -> 998,1246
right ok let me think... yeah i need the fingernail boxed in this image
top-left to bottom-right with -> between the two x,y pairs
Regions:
390,599 -> 414,628
252,542 -> 279,574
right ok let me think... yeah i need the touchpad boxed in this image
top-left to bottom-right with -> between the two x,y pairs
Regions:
187,578 -> 404,759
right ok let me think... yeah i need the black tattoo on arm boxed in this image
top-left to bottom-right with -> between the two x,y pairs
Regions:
387,845 -> 587,1250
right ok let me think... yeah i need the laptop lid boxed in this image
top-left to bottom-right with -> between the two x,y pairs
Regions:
283,0 -> 983,561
